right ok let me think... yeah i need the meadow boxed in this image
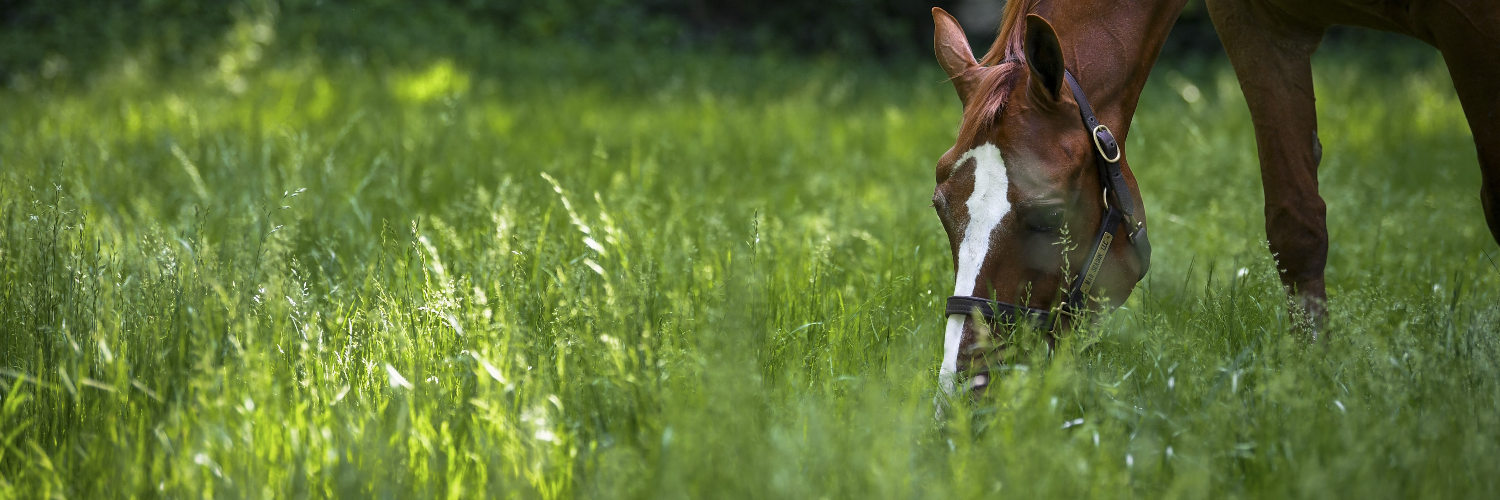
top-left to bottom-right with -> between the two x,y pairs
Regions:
1,40 -> 1497,498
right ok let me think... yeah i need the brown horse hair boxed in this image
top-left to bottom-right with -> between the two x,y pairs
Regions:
954,63 -> 1020,149
981,0 -> 1034,66
952,0 -> 1036,150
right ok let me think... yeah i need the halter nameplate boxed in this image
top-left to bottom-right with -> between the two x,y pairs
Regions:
1079,232 -> 1112,297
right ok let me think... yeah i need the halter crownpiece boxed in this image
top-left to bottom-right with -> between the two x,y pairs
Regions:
944,69 -> 1152,333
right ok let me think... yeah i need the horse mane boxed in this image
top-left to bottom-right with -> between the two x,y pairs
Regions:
954,0 -> 1034,148
981,0 -> 1033,66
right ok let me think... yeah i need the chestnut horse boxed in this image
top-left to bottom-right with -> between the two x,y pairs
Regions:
929,0 -> 1499,397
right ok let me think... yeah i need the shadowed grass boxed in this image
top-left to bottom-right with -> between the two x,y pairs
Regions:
0,43 -> 1496,498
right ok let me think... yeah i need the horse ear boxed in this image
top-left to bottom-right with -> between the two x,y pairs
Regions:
932,8 -> 978,94
1024,14 -> 1066,101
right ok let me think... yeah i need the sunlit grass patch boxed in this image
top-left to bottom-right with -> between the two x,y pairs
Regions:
0,44 -> 1496,498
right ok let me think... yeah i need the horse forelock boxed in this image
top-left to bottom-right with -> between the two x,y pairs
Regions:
953,0 -> 1034,149
956,63 -> 1023,149
980,0 -> 1034,67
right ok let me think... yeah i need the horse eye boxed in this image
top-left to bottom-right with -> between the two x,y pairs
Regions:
1026,208 -> 1065,232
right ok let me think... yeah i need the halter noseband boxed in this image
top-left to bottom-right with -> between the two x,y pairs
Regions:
944,69 -> 1152,332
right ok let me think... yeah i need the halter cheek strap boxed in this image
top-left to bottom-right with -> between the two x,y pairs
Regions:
945,69 -> 1152,332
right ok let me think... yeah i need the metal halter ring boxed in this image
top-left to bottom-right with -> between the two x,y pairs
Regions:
1091,124 -> 1122,163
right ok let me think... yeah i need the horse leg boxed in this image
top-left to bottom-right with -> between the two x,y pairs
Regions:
1207,0 -> 1330,334
1429,10 -> 1500,247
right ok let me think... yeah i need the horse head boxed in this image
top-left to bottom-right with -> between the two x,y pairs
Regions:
930,8 -> 1151,397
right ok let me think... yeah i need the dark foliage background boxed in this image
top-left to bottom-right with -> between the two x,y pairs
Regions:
0,0 -> 948,82
0,0 -> 1413,87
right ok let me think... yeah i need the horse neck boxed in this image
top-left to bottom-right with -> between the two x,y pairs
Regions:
1035,0 -> 1190,139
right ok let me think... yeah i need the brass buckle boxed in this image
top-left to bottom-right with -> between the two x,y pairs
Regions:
1128,220 -> 1145,242
1091,124 -> 1122,163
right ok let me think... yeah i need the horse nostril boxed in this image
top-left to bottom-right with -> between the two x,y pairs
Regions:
968,374 -> 989,391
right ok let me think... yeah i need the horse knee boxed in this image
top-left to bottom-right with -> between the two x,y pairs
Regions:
1311,130 -> 1322,166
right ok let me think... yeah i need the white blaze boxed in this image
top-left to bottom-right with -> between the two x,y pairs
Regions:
939,143 -> 1011,396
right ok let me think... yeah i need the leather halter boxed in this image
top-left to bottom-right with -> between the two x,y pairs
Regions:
944,69 -> 1152,332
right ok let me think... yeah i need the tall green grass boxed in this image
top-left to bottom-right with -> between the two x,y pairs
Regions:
1,44 -> 1496,498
